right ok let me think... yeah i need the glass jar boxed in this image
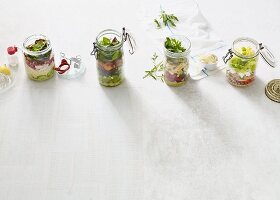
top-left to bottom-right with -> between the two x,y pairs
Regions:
91,28 -> 135,87
95,29 -> 124,87
23,34 -> 55,81
164,35 -> 191,87
223,37 -> 275,87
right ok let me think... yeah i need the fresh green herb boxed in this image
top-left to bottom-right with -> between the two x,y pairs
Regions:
164,37 -> 186,53
154,19 -> 161,29
143,53 -> 164,82
154,10 -> 179,29
100,37 -> 120,47
97,37 -> 122,61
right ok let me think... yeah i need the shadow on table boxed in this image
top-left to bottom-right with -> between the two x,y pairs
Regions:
23,77 -> 59,115
0,75 -> 58,102
100,80 -> 143,138
168,75 -> 266,110
166,78 -> 242,153
231,77 -> 266,102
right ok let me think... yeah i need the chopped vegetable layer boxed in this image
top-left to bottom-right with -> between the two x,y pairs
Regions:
163,37 -> 188,86
24,38 -> 54,81
227,46 -> 258,86
97,37 -> 123,87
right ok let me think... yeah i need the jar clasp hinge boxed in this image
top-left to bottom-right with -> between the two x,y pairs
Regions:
223,49 -> 233,64
259,43 -> 276,68
90,42 -> 98,58
259,43 -> 264,50
122,27 -> 135,55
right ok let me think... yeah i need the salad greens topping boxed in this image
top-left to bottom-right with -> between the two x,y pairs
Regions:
154,10 -> 179,29
97,48 -> 122,61
164,37 -> 186,53
143,53 -> 164,82
25,38 -> 52,61
230,57 -> 256,73
97,37 -> 122,61
230,47 -> 257,74
100,37 -> 120,47
27,39 -> 48,52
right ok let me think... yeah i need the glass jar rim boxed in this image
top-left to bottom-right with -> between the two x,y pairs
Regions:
232,37 -> 260,59
164,35 -> 191,58
23,34 -> 52,56
96,29 -> 124,51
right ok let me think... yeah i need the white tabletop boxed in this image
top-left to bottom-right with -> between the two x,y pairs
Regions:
0,0 -> 280,199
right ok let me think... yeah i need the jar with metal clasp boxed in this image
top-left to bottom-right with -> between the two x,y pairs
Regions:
91,28 -> 135,87
164,35 -> 191,87
223,37 -> 275,87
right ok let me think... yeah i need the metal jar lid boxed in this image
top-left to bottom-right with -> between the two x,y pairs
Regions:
265,79 -> 280,103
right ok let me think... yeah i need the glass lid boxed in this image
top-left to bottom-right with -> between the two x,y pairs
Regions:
232,37 -> 260,59
259,44 -> 276,68
56,53 -> 86,79
0,64 -> 15,93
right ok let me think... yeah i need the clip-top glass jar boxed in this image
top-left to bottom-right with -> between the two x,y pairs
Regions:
91,28 -> 135,87
223,37 -> 275,87
164,35 -> 191,87
23,34 -> 55,81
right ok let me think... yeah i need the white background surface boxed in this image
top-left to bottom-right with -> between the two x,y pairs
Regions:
0,0 -> 280,199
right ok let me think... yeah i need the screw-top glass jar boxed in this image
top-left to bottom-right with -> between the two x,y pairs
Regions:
23,34 -> 55,81
91,28 -> 135,87
164,35 -> 191,87
223,37 -> 275,87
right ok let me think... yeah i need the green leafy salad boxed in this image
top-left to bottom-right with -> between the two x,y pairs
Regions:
230,47 -> 257,74
97,37 -> 124,87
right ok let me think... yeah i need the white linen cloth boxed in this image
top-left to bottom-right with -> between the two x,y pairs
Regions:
140,0 -> 228,79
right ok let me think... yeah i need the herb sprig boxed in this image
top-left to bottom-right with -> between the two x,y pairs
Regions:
164,37 -> 186,53
154,10 -> 179,29
143,53 -> 164,82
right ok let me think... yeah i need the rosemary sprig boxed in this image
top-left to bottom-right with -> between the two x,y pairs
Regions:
154,19 -> 161,29
154,10 -> 179,29
143,53 -> 164,82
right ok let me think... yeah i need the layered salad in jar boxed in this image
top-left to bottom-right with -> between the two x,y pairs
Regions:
227,47 -> 258,86
164,37 -> 189,87
96,37 -> 123,87
23,35 -> 55,81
